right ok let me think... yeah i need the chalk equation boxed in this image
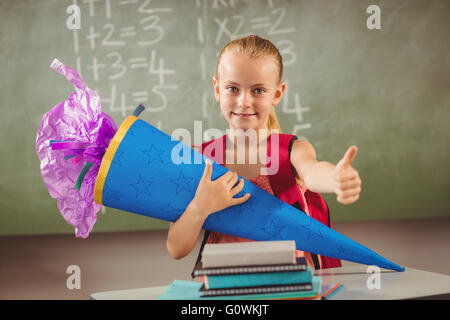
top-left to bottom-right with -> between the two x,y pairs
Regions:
69,0 -> 311,136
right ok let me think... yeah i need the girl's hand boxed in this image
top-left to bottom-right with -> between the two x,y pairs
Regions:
332,146 -> 362,205
191,160 -> 250,219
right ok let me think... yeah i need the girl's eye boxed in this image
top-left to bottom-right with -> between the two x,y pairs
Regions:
226,86 -> 238,93
254,88 -> 265,94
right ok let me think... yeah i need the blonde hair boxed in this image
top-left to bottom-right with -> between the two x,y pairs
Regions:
215,35 -> 283,133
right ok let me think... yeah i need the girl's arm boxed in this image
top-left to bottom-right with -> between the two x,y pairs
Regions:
166,160 -> 250,259
166,201 -> 208,260
290,140 -> 362,204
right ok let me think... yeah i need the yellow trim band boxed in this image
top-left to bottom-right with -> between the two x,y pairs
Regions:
94,115 -> 138,205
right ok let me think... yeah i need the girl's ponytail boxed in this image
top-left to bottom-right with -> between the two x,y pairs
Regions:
268,108 -> 281,133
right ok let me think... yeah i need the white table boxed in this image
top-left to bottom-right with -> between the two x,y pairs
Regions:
90,265 -> 450,300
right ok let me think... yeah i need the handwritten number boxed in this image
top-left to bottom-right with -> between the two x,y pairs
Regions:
102,24 -> 125,46
107,52 -> 126,80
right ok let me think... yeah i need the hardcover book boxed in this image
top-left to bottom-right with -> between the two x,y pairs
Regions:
199,281 -> 313,297
193,257 -> 307,277
201,241 -> 296,268
204,266 -> 313,289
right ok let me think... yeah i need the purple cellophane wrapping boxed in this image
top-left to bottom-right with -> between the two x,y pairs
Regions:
36,59 -> 117,238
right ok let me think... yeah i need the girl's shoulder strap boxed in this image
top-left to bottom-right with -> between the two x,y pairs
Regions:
267,133 -> 299,205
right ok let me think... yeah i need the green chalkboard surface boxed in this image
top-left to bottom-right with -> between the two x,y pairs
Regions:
0,0 -> 449,236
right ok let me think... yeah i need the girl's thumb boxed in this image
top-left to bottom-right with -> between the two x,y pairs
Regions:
335,146 -> 358,171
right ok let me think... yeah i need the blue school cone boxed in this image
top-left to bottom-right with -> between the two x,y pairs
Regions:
94,111 -> 405,272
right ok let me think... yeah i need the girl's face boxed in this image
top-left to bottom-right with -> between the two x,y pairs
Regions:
213,52 -> 286,132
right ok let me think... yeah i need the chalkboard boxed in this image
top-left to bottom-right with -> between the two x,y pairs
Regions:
0,0 -> 449,236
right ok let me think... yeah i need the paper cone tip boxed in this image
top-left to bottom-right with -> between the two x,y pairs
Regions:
392,264 -> 406,272
379,256 -> 405,272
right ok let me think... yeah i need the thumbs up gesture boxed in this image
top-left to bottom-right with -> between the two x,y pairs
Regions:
332,146 -> 362,204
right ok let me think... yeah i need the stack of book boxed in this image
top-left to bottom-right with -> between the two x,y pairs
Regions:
192,240 -> 321,300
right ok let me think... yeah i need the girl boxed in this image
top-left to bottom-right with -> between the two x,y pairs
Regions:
166,35 -> 362,270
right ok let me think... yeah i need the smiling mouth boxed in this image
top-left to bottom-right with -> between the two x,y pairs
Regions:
232,112 -> 257,118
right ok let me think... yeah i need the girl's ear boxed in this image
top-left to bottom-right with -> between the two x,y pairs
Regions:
272,81 -> 286,106
212,77 -> 220,102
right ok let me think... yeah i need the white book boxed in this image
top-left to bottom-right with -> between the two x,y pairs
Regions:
201,240 -> 296,268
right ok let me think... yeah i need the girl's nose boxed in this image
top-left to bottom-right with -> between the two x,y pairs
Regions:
238,91 -> 252,108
